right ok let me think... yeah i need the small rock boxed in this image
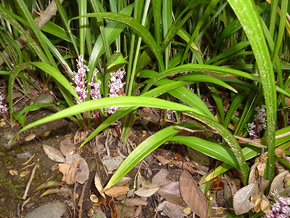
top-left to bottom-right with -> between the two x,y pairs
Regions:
35,94 -> 55,104
24,202 -> 68,218
16,151 -> 32,159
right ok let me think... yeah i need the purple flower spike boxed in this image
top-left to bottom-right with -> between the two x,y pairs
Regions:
89,70 -> 102,100
107,68 -> 126,114
73,55 -> 90,103
266,196 -> 290,218
248,105 -> 267,139
0,92 -> 7,114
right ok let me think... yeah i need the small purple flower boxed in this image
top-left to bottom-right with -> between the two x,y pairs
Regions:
185,85 -> 194,93
167,109 -> 173,120
0,92 -> 7,114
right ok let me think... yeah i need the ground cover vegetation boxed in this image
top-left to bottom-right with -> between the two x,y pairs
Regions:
0,0 -> 290,217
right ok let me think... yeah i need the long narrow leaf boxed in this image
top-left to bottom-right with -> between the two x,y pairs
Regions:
71,12 -> 164,72
228,0 -> 277,186
104,125 -> 181,189
168,136 -> 240,169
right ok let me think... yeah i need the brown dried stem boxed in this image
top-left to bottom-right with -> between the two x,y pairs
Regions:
0,0 -> 64,66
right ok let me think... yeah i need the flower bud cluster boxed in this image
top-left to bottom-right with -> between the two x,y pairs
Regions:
248,105 -> 267,139
0,92 -> 7,114
266,196 -> 290,218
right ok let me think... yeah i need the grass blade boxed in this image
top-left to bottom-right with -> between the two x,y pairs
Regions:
228,0 -> 277,187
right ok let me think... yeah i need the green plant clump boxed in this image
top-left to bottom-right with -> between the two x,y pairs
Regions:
1,0 -> 290,216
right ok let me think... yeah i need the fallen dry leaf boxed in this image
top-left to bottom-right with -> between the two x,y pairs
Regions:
25,133 -> 36,141
108,198 -> 118,218
134,205 -> 143,217
102,155 -> 123,174
9,170 -> 18,176
155,155 -> 171,165
114,176 -> 131,187
59,138 -> 76,156
268,170 -> 290,199
94,172 -> 106,198
158,181 -> 184,206
74,157 -> 89,184
134,184 -> 160,198
58,151 -> 89,184
156,201 -> 186,218
152,168 -> 170,186
20,170 -> 30,178
179,171 -> 213,218
39,186 -> 71,198
105,186 -> 129,198
33,181 -> 60,192
123,198 -> 148,207
233,183 -> 258,215
59,162 -> 76,184
42,131 -> 50,137
43,144 -> 65,163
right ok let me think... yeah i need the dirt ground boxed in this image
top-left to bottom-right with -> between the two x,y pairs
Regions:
0,106 -> 231,218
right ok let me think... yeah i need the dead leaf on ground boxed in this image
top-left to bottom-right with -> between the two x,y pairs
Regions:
42,131 -> 50,137
25,133 -> 36,141
43,144 -> 65,163
251,193 -> 271,215
155,155 -> 171,165
114,177 -> 131,187
134,184 -> 160,198
134,205 -> 143,217
105,186 -> 129,198
20,170 -> 30,178
59,163 -> 76,184
9,170 -> 18,176
158,181 -> 184,206
58,152 -> 89,184
179,171 -> 213,218
108,198 -> 118,218
59,138 -> 76,156
268,170 -> 290,199
233,182 -> 259,215
74,157 -> 89,184
94,172 -> 106,198
39,186 -> 72,198
156,201 -> 186,218
102,155 -> 123,174
123,198 -> 148,207
152,168 -> 170,186
33,181 -> 60,192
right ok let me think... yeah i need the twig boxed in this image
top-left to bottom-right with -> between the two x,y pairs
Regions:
0,0 -> 65,66
23,163 -> 38,200
104,129 -> 112,157
78,181 -> 88,218
21,153 -> 35,165
73,182 -> 78,218
174,125 -> 267,148
234,136 -> 267,149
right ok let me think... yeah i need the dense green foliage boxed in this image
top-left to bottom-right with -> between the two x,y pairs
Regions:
1,0 -> 290,216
